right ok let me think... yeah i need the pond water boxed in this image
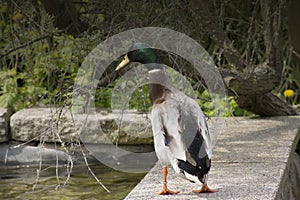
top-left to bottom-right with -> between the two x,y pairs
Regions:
0,164 -> 146,200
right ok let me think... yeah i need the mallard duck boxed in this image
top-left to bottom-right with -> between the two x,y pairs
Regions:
115,43 -> 218,195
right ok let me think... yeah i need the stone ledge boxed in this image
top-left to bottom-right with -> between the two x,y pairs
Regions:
10,107 -> 79,143
9,108 -> 153,144
0,108 -> 11,142
124,116 -> 300,200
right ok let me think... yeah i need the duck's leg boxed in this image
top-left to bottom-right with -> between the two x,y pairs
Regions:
192,183 -> 218,193
156,166 -> 180,195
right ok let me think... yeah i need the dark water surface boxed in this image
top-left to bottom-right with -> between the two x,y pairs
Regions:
0,164 -> 146,200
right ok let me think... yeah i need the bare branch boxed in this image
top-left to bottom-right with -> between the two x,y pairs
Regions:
0,35 -> 51,59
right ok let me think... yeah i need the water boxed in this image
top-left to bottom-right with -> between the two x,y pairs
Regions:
0,164 -> 146,200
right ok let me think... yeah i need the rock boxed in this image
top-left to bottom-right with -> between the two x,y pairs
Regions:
10,108 -> 79,143
10,108 -> 154,144
0,108 -> 11,142
77,110 -> 153,145
0,143 -> 69,166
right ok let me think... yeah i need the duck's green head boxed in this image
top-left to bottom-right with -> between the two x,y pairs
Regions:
115,43 -> 160,71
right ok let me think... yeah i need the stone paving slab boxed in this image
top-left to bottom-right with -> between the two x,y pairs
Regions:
124,116 -> 300,200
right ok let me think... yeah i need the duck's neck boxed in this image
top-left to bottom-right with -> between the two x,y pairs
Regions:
148,69 -> 170,105
149,83 -> 165,104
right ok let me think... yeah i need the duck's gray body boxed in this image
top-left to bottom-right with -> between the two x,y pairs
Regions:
150,69 -> 212,184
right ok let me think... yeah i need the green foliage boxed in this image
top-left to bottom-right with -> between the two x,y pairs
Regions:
0,0 -> 252,115
196,90 -> 253,117
0,34 -> 83,110
278,64 -> 300,107
0,1 -> 297,116
0,2 -> 100,111
95,87 -> 112,109
93,81 -> 252,117
128,85 -> 151,113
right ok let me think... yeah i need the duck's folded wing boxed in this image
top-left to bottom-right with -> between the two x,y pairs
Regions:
189,99 -> 212,159
151,103 -> 187,162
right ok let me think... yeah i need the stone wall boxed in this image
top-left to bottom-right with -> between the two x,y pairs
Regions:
0,108 -> 11,142
1,107 -> 153,145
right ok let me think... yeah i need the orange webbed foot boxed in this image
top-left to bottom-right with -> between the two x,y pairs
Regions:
156,166 -> 180,195
156,186 -> 180,195
192,183 -> 218,193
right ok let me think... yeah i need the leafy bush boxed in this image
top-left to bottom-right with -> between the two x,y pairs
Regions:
0,2 -> 99,111
0,1 -> 297,116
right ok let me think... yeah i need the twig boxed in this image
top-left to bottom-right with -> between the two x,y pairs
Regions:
50,106 -> 74,189
0,35 -> 51,59
78,143 -> 111,193
32,135 -> 45,191
68,106 -> 110,193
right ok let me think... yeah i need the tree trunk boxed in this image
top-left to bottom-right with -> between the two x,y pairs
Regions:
199,0 -> 298,116
288,0 -> 300,65
181,0 -> 298,116
237,93 -> 298,116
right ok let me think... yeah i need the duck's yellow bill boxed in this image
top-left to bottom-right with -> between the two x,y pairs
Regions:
115,54 -> 130,71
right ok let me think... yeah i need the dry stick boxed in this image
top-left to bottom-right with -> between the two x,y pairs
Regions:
68,105 -> 110,193
9,133 -> 45,149
30,105 -> 74,190
50,106 -> 74,189
10,126 -> 55,190
8,126 -> 55,191
53,108 -> 63,189
115,76 -> 134,151
54,141 -> 61,189
78,143 -> 111,193
0,35 -> 51,59
32,136 -> 45,191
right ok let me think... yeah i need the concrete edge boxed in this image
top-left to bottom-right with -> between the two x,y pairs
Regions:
275,128 -> 300,200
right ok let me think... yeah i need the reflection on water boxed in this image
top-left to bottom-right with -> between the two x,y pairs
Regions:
0,164 -> 146,200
